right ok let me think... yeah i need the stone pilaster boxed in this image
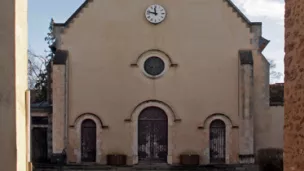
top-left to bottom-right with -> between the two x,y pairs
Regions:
238,50 -> 255,163
52,50 -> 68,155
251,23 -> 272,152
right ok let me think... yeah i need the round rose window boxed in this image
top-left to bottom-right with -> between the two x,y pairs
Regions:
143,56 -> 165,76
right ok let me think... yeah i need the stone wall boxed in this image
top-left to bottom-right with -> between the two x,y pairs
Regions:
284,0 -> 304,171
52,64 -> 66,154
33,164 -> 259,171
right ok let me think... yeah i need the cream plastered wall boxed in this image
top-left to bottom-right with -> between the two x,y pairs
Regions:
0,0 -> 28,170
0,1 -> 16,169
269,106 -> 284,149
56,0 -> 254,164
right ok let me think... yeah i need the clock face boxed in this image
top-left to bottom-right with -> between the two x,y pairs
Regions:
145,4 -> 166,24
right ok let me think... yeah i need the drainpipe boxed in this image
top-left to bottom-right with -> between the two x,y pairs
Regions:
64,58 -> 69,158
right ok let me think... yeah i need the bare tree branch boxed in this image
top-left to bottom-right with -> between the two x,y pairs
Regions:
269,59 -> 283,83
28,49 -> 48,89
28,19 -> 55,102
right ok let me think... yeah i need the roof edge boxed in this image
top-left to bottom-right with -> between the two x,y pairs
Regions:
251,22 -> 262,25
53,0 -> 91,27
225,0 -> 254,26
53,0 -> 262,28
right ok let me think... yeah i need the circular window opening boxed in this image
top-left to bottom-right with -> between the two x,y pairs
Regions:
144,56 -> 165,77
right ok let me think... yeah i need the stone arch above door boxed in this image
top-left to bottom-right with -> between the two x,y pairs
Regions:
202,113 -> 233,129
124,100 -> 181,125
72,113 -> 109,129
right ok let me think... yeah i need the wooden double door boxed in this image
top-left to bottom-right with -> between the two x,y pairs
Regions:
31,128 -> 48,163
138,107 -> 168,163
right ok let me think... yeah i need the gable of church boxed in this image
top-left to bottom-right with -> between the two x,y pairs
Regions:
54,0 -> 258,31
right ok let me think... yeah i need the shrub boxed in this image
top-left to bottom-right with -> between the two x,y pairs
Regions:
256,148 -> 283,171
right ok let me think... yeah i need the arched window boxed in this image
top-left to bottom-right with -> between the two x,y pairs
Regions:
81,119 -> 96,162
209,119 -> 226,163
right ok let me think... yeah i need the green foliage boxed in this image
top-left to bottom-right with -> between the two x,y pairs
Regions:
257,148 -> 283,171
45,18 -> 56,59
34,72 -> 48,102
31,18 -> 55,102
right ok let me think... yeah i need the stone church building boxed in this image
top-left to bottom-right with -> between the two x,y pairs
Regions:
30,0 -> 284,166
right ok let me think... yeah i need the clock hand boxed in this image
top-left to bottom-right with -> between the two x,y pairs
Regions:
154,6 -> 158,15
147,11 -> 157,15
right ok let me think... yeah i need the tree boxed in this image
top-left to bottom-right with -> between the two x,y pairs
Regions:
28,49 -> 48,89
269,59 -> 283,83
44,18 -> 55,59
28,18 -> 55,102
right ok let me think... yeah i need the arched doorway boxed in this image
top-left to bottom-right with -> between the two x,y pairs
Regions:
138,107 -> 168,163
209,119 -> 226,164
81,119 -> 96,162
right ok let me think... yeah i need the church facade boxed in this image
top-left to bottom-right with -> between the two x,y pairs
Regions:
31,0 -> 284,166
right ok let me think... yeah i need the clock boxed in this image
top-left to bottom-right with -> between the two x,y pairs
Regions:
145,4 -> 166,24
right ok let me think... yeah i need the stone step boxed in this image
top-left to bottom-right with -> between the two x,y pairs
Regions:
33,164 -> 259,171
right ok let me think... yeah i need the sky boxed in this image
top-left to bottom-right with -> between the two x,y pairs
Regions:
29,0 -> 285,83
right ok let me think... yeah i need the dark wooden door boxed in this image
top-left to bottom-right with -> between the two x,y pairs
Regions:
81,119 -> 96,162
209,120 -> 226,163
138,107 -> 168,162
31,128 -> 48,163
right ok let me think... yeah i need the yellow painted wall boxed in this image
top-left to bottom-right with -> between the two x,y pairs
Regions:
0,0 -> 28,170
